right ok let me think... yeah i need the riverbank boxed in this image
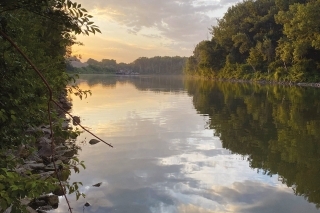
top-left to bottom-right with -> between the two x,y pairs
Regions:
185,75 -> 320,88
2,94 -> 81,213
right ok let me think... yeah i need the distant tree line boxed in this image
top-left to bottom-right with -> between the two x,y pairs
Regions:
68,56 -> 187,75
184,0 -> 320,82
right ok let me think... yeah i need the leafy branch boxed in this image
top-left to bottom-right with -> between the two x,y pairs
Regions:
0,30 -> 112,212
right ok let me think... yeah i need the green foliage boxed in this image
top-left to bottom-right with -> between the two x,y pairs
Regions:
69,56 -> 188,75
131,56 -> 187,75
0,0 -> 98,211
185,0 -> 320,82
0,168 -> 56,212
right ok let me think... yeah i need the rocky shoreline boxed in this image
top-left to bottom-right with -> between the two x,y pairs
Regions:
9,94 -> 80,213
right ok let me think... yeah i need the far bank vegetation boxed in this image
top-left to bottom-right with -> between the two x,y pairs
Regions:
68,56 -> 187,75
184,0 -> 320,83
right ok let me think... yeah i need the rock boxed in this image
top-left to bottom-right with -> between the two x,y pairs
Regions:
89,139 -> 100,145
39,171 -> 55,179
59,156 -> 70,164
84,202 -> 91,207
46,195 -> 59,206
54,136 -> 66,145
61,121 -> 71,130
41,127 -> 51,135
37,137 -> 51,148
38,145 -> 54,158
47,159 -> 63,167
38,205 -> 53,211
33,199 -> 47,207
25,127 -> 42,135
24,163 -> 46,170
61,101 -> 72,110
26,154 -> 43,163
55,145 -> 67,152
26,207 -> 37,213
72,116 -> 80,125
92,182 -> 102,187
44,160 -> 63,171
3,205 -> 12,213
15,167 -> 27,175
24,161 -> 37,164
35,195 -> 59,209
60,149 -> 77,158
21,198 -> 31,206
44,165 -> 56,171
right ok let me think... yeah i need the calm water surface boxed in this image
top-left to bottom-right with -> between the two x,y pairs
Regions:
55,75 -> 320,213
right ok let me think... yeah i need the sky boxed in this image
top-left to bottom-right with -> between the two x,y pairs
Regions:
72,0 -> 241,63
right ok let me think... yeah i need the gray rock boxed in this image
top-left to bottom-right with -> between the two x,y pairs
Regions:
46,195 -> 59,206
38,144 -> 55,158
34,199 -> 47,207
89,139 -> 100,145
38,205 -> 53,211
61,121 -> 71,130
15,167 -> 27,175
39,171 -> 55,179
47,160 -> 63,167
41,127 -> 52,135
25,163 -> 46,170
24,161 -> 37,164
20,198 -> 31,206
38,137 -> 52,147
60,149 -> 76,158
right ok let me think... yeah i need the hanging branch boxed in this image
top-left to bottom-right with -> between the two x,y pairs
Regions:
0,30 -> 113,212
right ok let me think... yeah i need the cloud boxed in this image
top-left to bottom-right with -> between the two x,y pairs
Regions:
76,0 -> 234,42
142,34 -> 162,39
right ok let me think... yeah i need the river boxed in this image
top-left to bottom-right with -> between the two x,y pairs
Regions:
54,74 -> 320,213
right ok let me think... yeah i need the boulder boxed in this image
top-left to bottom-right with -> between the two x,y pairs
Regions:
46,195 -> 59,206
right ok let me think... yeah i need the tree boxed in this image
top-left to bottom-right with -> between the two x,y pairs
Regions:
0,0 -> 99,211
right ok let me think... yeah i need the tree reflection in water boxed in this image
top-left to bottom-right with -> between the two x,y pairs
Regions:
184,78 -> 320,208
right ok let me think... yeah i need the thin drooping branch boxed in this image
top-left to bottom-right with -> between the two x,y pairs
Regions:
52,99 -> 113,147
0,30 -> 73,213
0,30 -> 113,212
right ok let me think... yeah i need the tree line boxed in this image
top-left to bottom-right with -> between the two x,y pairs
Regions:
68,56 -> 187,75
184,0 -> 320,82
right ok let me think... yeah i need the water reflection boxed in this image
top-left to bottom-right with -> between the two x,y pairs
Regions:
55,75 -> 320,212
185,78 -> 320,209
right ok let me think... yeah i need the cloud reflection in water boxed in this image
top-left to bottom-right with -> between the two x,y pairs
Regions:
54,77 -> 320,213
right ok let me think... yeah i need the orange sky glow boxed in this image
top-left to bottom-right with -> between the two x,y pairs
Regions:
72,0 -> 241,63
